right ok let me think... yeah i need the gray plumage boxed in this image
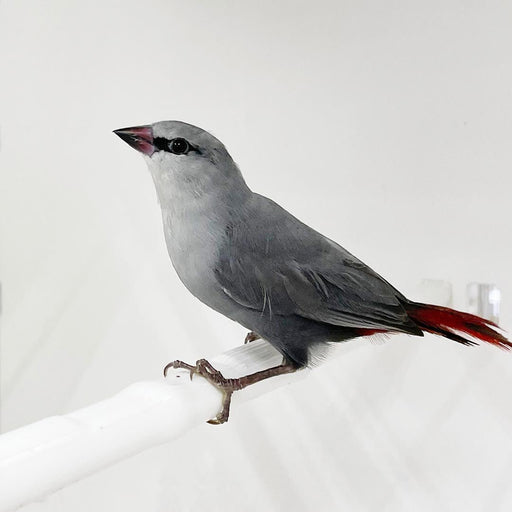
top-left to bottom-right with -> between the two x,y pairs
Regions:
113,120 -> 510,424
212,194 -> 424,366
116,120 -> 422,368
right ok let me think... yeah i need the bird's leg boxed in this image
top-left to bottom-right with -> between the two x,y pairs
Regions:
244,331 -> 261,344
163,358 -> 297,424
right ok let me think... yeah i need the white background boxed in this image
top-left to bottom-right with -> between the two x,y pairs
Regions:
1,1 -> 512,510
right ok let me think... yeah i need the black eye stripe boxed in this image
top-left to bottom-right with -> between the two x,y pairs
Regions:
153,137 -> 171,152
153,137 -> 201,155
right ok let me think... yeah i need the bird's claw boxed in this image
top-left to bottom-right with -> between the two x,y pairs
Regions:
163,359 -> 196,378
244,331 -> 261,344
163,358 -> 234,424
163,357 -> 296,425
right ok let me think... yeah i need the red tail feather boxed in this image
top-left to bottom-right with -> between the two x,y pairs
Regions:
405,302 -> 511,350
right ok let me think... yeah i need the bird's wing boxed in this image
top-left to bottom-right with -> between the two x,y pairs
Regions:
214,195 -> 419,334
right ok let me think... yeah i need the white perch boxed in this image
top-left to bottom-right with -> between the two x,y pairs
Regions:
0,340 -> 306,512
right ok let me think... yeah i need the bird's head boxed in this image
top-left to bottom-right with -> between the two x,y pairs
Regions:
114,120 -> 248,205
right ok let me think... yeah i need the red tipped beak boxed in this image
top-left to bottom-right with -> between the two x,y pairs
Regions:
113,125 -> 154,156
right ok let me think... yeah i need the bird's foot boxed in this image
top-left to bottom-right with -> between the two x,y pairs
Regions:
163,358 -> 237,425
163,358 -> 298,425
244,331 -> 261,344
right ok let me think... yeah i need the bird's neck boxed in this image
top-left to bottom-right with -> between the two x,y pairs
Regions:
157,171 -> 252,251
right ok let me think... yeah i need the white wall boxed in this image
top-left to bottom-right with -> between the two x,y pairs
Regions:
1,0 -> 511,510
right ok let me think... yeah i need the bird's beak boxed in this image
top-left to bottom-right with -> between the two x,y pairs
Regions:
113,125 -> 154,156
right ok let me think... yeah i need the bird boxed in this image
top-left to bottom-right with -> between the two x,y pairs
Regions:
114,121 -> 510,424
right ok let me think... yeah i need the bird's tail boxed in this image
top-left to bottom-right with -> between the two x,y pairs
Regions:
404,302 -> 511,349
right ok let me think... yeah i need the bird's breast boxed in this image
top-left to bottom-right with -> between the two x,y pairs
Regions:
161,208 -> 233,314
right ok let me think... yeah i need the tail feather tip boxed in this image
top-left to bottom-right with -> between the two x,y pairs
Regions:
405,302 -> 510,350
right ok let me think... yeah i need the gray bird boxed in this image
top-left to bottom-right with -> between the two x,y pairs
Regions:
114,121 -> 510,424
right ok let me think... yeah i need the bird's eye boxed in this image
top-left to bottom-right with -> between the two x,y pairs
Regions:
169,138 -> 190,155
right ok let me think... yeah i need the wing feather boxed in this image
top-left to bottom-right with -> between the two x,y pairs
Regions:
214,195 -> 420,335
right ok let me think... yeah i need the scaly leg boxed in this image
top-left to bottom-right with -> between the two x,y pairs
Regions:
164,358 -> 297,424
